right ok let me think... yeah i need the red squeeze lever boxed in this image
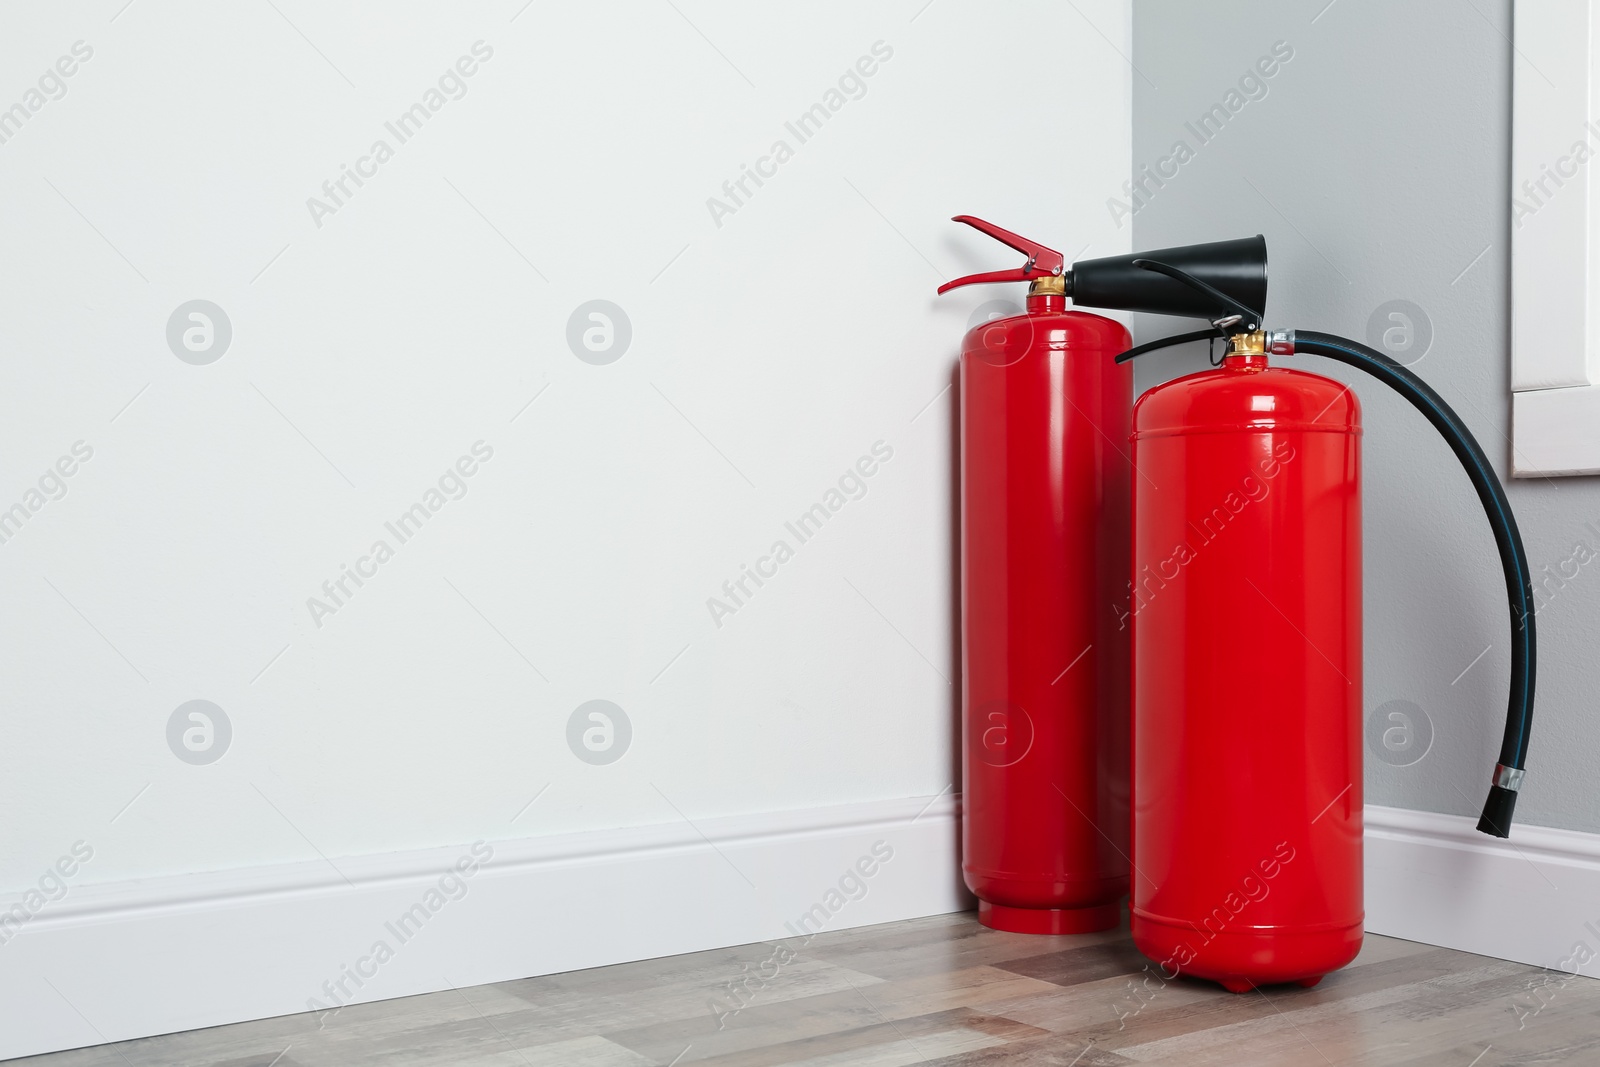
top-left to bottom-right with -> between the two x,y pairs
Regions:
937,215 -> 1066,293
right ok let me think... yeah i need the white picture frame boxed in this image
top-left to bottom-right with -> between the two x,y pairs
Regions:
1511,0 -> 1600,475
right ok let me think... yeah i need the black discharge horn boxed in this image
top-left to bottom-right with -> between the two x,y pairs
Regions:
1068,235 -> 1268,321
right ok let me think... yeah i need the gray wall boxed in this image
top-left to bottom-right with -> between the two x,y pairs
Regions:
1132,0 -> 1599,833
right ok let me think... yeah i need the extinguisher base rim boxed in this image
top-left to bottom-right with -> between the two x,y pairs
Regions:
977,900 -> 1123,935
1132,914 -> 1362,988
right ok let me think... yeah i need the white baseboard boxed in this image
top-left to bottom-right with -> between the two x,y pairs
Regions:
0,794 -> 968,1062
1365,804 -> 1600,977
5,798 -> 1595,1061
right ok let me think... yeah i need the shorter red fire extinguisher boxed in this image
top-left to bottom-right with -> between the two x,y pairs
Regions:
1111,256 -> 1538,991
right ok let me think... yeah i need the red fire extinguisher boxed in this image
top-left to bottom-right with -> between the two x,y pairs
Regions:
1129,335 -> 1364,990
938,216 -> 1132,933
1112,257 -> 1538,991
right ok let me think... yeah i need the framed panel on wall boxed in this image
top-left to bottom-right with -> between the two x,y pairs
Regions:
1512,0 -> 1600,475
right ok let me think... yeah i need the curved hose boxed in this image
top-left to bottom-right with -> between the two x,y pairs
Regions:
1291,331 -> 1534,838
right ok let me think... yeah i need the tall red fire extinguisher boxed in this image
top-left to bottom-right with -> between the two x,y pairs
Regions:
1110,257 -> 1538,991
937,219 -> 1280,934
938,217 -> 1132,934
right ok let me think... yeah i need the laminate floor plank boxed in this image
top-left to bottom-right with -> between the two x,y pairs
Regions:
604,964 -> 1060,1064
499,956 -> 879,1016
804,918 -> 1127,985
660,1006 -> 1037,1067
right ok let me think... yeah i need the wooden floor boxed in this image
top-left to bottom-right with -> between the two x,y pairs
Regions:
16,912 -> 1600,1066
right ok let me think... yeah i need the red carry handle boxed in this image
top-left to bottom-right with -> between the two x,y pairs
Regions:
937,215 -> 1066,293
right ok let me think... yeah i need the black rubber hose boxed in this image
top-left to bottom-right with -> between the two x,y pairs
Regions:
1292,331 -> 1534,838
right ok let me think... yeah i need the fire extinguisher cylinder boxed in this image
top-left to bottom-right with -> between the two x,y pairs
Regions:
1107,253 -> 1539,990
941,217 -> 1134,934
1129,343 -> 1364,992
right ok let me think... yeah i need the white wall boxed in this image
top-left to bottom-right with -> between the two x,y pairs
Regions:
0,1 -> 1130,1053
